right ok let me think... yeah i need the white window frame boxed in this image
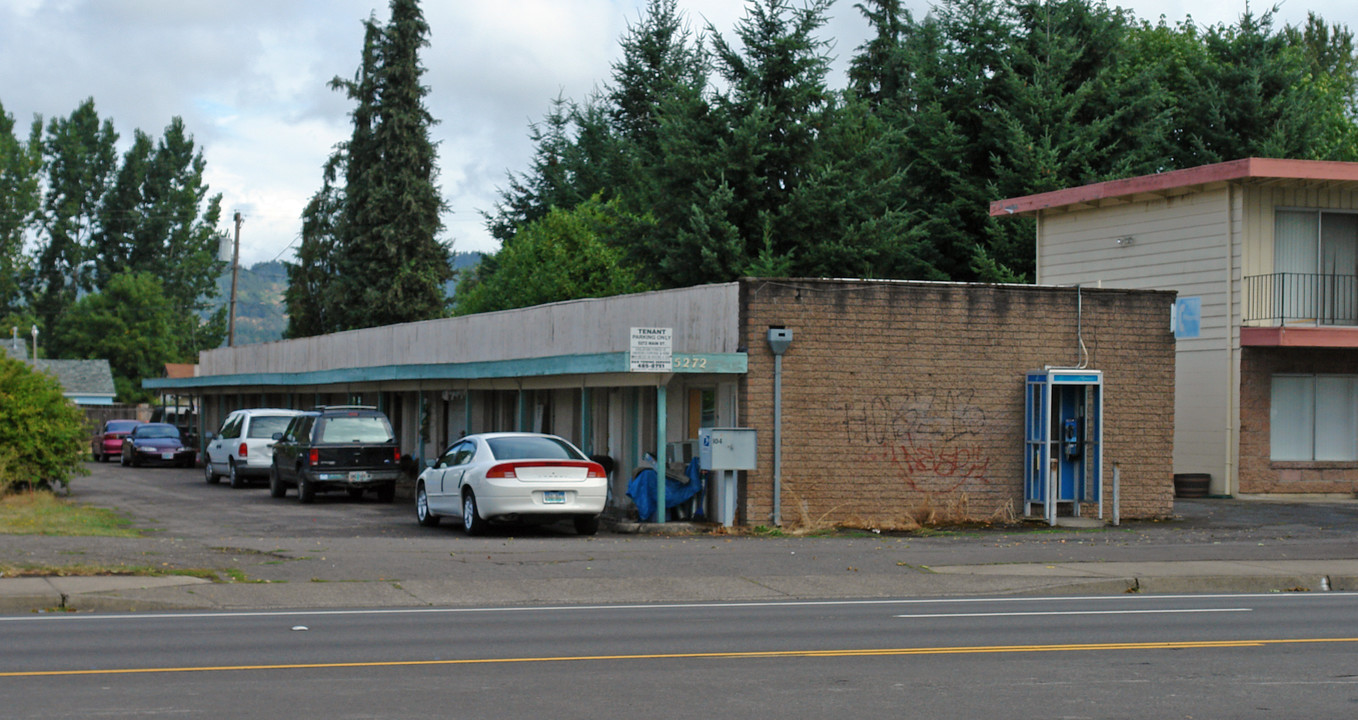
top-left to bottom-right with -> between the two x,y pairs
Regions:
1271,373 -> 1358,462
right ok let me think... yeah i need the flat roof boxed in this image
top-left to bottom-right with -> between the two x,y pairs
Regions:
991,158 -> 1358,217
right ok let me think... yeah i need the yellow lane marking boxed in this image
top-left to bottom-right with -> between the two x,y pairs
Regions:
5,637 -> 1357,678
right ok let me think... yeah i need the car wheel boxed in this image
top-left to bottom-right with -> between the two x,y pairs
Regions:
416,484 -> 439,527
376,483 -> 395,503
269,464 -> 286,498
462,493 -> 485,536
228,460 -> 244,489
205,458 -> 219,484
297,475 -> 316,504
573,514 -> 600,536
92,451 -> 102,463
346,488 -> 365,500
130,453 -> 141,468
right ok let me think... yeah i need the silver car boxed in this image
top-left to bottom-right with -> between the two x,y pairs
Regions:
204,408 -> 301,488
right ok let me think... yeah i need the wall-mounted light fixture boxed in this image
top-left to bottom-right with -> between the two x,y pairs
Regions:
1115,236 -> 1135,248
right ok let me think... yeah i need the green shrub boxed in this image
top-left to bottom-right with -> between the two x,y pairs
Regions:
0,354 -> 88,493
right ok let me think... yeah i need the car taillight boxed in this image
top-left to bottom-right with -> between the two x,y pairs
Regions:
586,462 -> 606,479
394,448 -> 401,463
238,442 -> 248,458
308,448 -> 318,464
485,463 -> 518,479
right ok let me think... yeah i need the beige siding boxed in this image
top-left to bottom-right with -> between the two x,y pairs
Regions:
200,284 -> 741,376
1240,184 -> 1358,279
1036,187 -> 1240,493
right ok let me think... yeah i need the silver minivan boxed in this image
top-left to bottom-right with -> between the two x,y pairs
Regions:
204,409 -> 302,488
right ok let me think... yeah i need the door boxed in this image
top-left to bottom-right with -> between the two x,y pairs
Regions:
207,414 -> 241,469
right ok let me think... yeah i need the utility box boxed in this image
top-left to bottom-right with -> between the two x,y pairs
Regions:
699,427 -> 757,471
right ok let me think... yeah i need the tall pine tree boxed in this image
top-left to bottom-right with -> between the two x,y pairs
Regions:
331,0 -> 451,331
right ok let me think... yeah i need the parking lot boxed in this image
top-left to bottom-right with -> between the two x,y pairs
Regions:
5,458 -> 1358,609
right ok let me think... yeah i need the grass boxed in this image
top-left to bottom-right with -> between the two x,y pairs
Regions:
0,562 -> 246,583
0,490 -> 141,537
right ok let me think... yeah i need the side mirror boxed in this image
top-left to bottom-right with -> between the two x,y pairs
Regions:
204,432 -> 216,443
272,432 -> 284,441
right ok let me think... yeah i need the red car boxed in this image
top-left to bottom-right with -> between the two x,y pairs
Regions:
92,419 -> 142,463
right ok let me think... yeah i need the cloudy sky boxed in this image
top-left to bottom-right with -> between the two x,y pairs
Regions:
2,0 -> 1355,268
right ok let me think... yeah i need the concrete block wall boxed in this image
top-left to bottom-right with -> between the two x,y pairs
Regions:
737,279 -> 1176,527
1239,347 -> 1358,494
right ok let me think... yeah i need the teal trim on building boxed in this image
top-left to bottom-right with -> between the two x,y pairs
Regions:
144,352 -> 748,391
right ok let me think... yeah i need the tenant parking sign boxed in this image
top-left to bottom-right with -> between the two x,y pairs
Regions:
630,327 -> 672,371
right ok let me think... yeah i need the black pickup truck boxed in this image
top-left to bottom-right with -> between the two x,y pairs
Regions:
268,406 -> 402,503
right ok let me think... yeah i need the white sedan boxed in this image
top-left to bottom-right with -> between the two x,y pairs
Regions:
416,432 -> 607,535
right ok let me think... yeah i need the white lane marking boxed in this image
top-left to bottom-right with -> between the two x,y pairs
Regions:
2,593 -> 1350,623
894,608 -> 1253,618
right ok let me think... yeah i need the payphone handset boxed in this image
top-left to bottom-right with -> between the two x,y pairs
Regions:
1062,417 -> 1082,460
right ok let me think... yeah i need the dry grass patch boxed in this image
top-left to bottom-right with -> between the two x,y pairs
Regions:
0,490 -> 141,537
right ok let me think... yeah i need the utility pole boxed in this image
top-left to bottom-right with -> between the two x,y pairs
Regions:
228,212 -> 242,347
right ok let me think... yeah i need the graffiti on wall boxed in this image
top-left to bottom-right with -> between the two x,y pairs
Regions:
841,391 -> 992,493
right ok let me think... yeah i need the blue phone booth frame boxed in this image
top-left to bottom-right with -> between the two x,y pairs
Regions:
1024,369 -> 1103,526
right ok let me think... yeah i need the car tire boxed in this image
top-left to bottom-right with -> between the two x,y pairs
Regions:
346,488 -> 365,500
269,464 -> 286,498
462,493 -> 485,536
92,451 -> 102,463
205,458 -> 219,484
130,453 -> 141,468
377,483 -> 395,503
298,474 -> 316,504
416,485 -> 439,527
228,460 -> 244,489
573,514 -> 600,536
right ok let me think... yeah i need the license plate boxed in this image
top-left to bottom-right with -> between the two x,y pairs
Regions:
543,491 -> 565,504
349,471 -> 370,482
162,453 -> 175,460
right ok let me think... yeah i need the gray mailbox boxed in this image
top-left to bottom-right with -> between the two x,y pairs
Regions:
699,427 -> 756,471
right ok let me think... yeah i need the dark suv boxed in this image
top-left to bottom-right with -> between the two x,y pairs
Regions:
269,406 -> 402,503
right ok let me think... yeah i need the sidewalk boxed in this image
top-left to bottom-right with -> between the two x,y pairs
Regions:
5,494 -> 1358,614
6,557 -> 1358,614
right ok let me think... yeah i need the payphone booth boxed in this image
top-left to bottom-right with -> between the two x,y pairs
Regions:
1024,368 -> 1103,526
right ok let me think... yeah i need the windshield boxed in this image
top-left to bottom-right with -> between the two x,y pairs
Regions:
106,420 -> 139,433
486,436 -> 583,461
319,416 -> 395,444
136,424 -> 180,439
248,415 -> 294,439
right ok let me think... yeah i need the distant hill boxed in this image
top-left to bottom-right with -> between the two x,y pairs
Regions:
209,252 -> 483,347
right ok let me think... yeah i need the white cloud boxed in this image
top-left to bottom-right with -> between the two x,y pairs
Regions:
2,0 -> 1356,267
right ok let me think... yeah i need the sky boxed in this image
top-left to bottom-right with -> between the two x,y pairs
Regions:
3,0 -> 1356,268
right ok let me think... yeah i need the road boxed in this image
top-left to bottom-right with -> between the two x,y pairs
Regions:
3,593 -> 1357,718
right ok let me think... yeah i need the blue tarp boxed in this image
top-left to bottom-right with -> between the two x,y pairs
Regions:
627,458 -> 704,523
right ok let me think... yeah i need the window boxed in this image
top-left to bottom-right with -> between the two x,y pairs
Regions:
1271,374 -> 1358,461
1275,210 -> 1358,325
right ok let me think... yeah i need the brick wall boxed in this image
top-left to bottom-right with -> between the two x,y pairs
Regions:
737,279 -> 1176,526
1239,347 -> 1358,494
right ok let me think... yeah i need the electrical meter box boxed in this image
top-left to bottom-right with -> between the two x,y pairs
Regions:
698,428 -> 756,471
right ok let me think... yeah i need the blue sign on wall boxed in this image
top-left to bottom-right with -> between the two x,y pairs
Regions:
1173,297 -> 1201,339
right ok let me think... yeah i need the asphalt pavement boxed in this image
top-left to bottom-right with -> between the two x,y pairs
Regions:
2,461 -> 1357,613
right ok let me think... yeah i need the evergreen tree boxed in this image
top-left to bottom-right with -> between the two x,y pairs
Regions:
82,118 -> 226,358
0,101 -> 42,320
332,0 -> 451,330
30,98 -> 118,339
453,196 -> 654,315
285,152 -> 345,338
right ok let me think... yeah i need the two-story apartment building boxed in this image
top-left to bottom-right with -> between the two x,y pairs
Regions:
993,158 -> 1358,497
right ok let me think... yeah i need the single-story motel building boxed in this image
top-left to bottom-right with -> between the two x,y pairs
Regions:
148,278 -> 1177,526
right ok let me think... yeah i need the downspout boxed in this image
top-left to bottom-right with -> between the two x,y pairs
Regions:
1224,184 -> 1237,497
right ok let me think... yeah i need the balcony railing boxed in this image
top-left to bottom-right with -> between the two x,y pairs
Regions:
1243,273 -> 1358,326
